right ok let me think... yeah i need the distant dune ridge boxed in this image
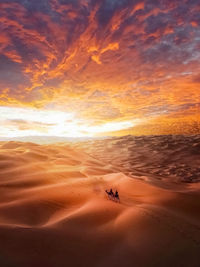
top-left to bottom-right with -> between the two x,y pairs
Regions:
72,135 -> 200,184
0,137 -> 200,267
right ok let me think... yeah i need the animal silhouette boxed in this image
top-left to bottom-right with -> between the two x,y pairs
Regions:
105,189 -> 120,202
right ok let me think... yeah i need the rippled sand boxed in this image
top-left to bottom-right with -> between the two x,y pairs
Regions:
73,135 -> 200,184
0,139 -> 200,267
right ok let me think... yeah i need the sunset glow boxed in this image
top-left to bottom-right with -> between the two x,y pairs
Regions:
0,106 -> 136,137
0,0 -> 200,137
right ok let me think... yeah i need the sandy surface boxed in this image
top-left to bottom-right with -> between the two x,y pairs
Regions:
73,135 -> 200,183
0,140 -> 200,267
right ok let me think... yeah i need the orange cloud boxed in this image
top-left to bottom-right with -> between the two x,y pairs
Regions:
0,0 -> 199,136
91,54 -> 102,64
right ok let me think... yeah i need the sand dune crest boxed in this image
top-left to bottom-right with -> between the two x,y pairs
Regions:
0,141 -> 200,267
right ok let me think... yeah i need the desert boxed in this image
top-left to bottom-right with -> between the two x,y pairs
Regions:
1,0 -> 200,265
0,136 -> 200,267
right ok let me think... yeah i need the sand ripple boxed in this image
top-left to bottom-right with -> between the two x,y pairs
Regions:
0,140 -> 200,267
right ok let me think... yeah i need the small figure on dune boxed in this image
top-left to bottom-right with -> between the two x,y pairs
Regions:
105,188 -> 120,202
109,188 -> 113,196
114,190 -> 120,202
105,188 -> 114,200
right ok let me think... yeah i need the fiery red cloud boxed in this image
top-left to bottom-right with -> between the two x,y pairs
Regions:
0,0 -> 200,136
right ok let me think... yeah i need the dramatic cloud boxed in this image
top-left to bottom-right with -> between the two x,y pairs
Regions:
0,0 -> 199,136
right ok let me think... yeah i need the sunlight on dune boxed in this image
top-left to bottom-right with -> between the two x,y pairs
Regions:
0,140 -> 200,267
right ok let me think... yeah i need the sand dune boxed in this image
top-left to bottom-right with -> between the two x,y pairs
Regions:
73,135 -> 200,184
0,140 -> 200,267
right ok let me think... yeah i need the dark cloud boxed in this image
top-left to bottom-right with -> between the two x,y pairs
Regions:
96,0 -> 133,27
2,0 -> 52,14
0,55 -> 30,89
144,13 -> 169,34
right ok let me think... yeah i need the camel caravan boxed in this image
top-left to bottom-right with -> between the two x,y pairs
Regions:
105,189 -> 120,202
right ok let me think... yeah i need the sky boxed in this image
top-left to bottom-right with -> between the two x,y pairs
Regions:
0,0 -> 200,137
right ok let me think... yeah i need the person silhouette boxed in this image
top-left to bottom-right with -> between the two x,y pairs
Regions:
109,188 -> 114,199
105,188 -> 114,199
114,190 -> 120,202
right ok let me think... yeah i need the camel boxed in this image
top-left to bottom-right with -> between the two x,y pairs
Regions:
105,189 -> 120,202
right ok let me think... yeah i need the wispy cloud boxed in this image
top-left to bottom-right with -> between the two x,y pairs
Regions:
0,0 -> 199,135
